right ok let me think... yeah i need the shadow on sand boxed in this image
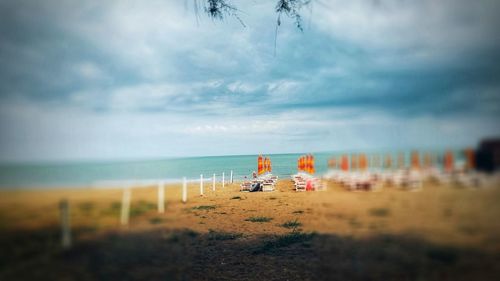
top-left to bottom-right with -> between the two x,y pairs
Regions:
1,227 -> 499,281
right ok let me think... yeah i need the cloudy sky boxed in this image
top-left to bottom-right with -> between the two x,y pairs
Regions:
0,0 -> 499,163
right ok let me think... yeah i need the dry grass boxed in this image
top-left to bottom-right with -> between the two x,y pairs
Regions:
245,216 -> 273,223
191,205 -> 217,211
281,219 -> 302,229
0,180 -> 499,280
368,207 -> 391,217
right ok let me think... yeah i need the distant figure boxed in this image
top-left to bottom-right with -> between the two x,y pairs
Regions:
250,182 -> 261,192
252,171 -> 257,178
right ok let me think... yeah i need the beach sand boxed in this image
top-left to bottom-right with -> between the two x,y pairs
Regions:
1,180 -> 500,280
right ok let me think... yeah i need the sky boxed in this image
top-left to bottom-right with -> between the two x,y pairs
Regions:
0,0 -> 499,163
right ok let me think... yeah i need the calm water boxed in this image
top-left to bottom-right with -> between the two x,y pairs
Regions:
0,150 -> 464,188
0,153 -> 328,188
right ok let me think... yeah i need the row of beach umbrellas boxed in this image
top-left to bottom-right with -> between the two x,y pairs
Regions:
297,154 -> 315,174
327,149 -> 475,173
257,155 -> 272,175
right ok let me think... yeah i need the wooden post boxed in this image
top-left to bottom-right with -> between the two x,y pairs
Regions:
59,199 -> 71,249
222,172 -> 225,188
158,181 -> 165,213
200,174 -> 204,196
230,170 -> 233,183
212,173 -> 216,191
182,177 -> 187,203
120,188 -> 131,226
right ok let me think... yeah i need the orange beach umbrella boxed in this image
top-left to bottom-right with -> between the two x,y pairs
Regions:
464,148 -> 475,171
397,153 -> 405,169
350,154 -> 358,171
258,155 -> 263,175
328,157 -> 337,169
359,154 -> 367,171
341,155 -> 349,171
411,151 -> 420,170
305,155 -> 311,173
311,155 -> 315,174
443,150 -> 454,173
384,154 -> 392,169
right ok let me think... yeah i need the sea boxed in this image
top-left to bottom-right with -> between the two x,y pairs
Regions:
0,150 -> 465,189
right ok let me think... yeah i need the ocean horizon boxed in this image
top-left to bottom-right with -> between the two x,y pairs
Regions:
0,149 -> 466,189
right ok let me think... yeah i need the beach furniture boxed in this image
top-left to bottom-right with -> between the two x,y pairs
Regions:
293,173 -> 324,191
293,154 -> 321,191
411,151 -> 420,170
425,151 -> 454,185
262,182 -> 275,192
345,171 -> 381,191
292,173 -> 307,191
258,155 -> 264,175
384,154 -> 392,169
464,148 -> 475,172
444,151 -> 455,173
240,181 -> 252,192
241,157 -> 278,192
407,169 -> 423,190
397,153 -> 405,169
359,154 -> 368,171
260,174 -> 277,191
350,154 -> 358,171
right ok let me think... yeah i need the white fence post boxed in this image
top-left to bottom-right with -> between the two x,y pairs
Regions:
182,177 -> 187,203
230,170 -> 233,183
59,199 -> 71,249
200,174 -> 204,196
212,173 -> 216,191
222,172 -> 225,188
120,188 -> 131,226
158,181 -> 165,213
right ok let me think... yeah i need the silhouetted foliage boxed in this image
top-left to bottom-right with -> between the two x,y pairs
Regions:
206,0 -> 232,19
193,0 -> 245,27
190,0 -> 312,54
275,0 -> 311,31
194,0 -> 310,26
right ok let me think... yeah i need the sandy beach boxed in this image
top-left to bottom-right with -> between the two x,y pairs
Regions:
1,180 -> 499,280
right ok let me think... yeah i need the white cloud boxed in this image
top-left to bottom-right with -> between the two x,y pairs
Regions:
313,0 -> 500,60
1,97 -> 497,162
227,81 -> 259,93
1,0 -> 499,162
267,79 -> 301,95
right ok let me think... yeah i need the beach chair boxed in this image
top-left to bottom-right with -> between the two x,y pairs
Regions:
262,182 -> 275,192
407,170 -> 423,191
313,179 -> 327,191
455,171 -> 482,188
390,169 -> 407,187
293,175 -> 307,191
240,181 -> 252,192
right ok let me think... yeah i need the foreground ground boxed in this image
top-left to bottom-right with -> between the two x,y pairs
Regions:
1,180 -> 500,280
